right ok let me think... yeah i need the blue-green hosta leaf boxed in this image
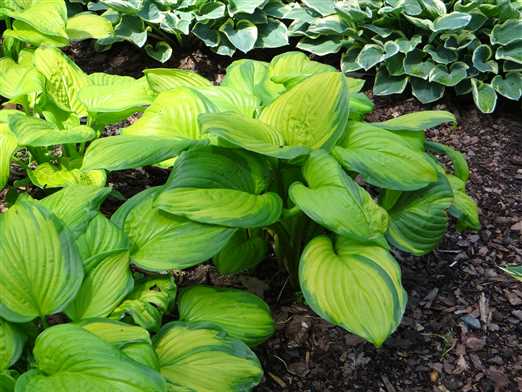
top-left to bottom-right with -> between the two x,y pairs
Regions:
371,111 -> 456,131
255,19 -> 289,48
8,115 -> 95,147
213,229 -> 267,274
179,286 -> 275,346
228,0 -> 266,15
0,201 -> 83,323
396,35 -> 423,53
429,62 -> 469,87
447,175 -> 480,231
491,19 -> 522,46
33,46 -> 89,116
144,41 -> 172,63
472,45 -> 498,74
220,19 -> 258,53
0,55 -> 42,99
260,72 -> 349,151
66,12 -> 113,40
0,319 -> 25,370
404,50 -> 436,80
500,265 -> 522,282
100,0 -> 144,14
424,44 -> 458,65
28,163 -> 106,189
300,236 -> 407,347
333,122 -> 437,191
290,150 -> 388,244
82,135 -> 201,171
111,277 -> 177,332
411,78 -> 445,103
297,36 -> 343,56
15,324 -> 166,392
404,15 -> 434,30
373,68 -> 409,95
0,126 -> 17,190
385,173 -> 453,255
39,185 -> 111,237
195,1 -> 226,21
154,322 -> 263,391
496,41 -> 522,65
356,44 -> 385,71
492,72 -> 522,101
144,68 -> 213,93
433,12 -> 471,31
112,187 -> 236,271
471,79 -> 497,114
7,0 -> 67,39
200,112 -> 311,160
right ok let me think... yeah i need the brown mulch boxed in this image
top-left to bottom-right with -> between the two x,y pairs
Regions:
3,40 -> 522,391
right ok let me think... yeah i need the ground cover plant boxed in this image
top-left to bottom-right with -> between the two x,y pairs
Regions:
287,0 -> 522,113
0,47 -> 481,390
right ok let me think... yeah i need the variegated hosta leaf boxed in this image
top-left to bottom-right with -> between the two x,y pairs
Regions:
15,324 -> 166,392
27,163 -> 106,189
213,229 -> 267,274
268,51 -> 335,87
495,41 -> 522,65
65,251 -> 134,321
192,86 -> 260,117
112,187 -> 236,272
33,46 -> 90,116
299,236 -> 407,347
471,79 -> 497,114
411,77 -> 445,103
156,148 -> 282,228
0,125 -> 17,190
385,173 -> 454,255
154,322 -> 263,391
426,141 -> 469,182
333,122 -> 437,191
290,150 -> 389,245
446,175 -> 480,231
0,319 -> 25,370
0,54 -> 43,99
500,265 -> 522,282
404,50 -> 436,80
472,45 -> 498,74
66,12 -> 114,41
0,201 -> 83,323
78,319 -> 160,370
259,72 -> 349,151
491,19 -> 522,46
111,277 -> 177,332
429,62 -> 469,87
373,68 -> 409,95
7,0 -> 68,39
492,72 -> 522,101
220,19 -> 258,53
178,286 -> 275,346
144,68 -> 213,93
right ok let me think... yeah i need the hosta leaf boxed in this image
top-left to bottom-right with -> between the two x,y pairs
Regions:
491,19 -> 522,46
0,55 -> 42,99
220,19 -> 258,53
433,12 -> 471,31
385,173 -> 453,255
100,0 -> 144,14
66,12 -> 113,40
356,44 -> 385,71
256,19 -> 289,48
404,50 -> 436,80
65,251 -> 133,321
471,79 -> 497,113
372,111 -> 456,131
154,322 -> 263,391
33,46 -> 89,116
112,187 -> 236,271
303,0 -> 336,16
0,319 -> 25,370
15,324 -> 166,392
193,86 -> 259,117
28,163 -> 106,189
0,126 -> 17,190
213,229 -> 267,274
492,72 -> 522,101
144,68 -> 212,93
411,78 -> 445,103
228,0 -> 265,15
373,68 -> 408,95
426,141 -> 469,182
111,277 -> 177,332
0,201 -> 83,323
429,62 -> 469,87
472,45 -> 498,74
500,265 -> 522,282
200,112 -> 310,160
424,44 -> 458,65
496,41 -> 522,65
260,72 -> 349,150
4,21 -> 68,47
297,36 -> 343,56
300,236 -> 407,347
144,41 -> 173,63
290,150 -> 388,244
8,0 -> 67,39
0,371 -> 15,392
179,286 -> 275,346
82,135 -> 200,171
267,51 -> 335,87
333,122 -> 437,191
447,175 -> 480,231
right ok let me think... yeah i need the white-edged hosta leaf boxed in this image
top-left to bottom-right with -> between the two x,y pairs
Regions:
111,277 -> 177,332
154,321 -> 263,391
297,36 -> 342,56
0,319 -> 25,370
15,324 -> 166,392
333,122 -> 437,191
0,126 -> 17,190
373,68 -> 408,95
112,187 -> 236,272
0,201 -> 83,323
27,163 -> 106,189
259,72 -> 349,150
385,173 -> 453,255
404,50 -> 436,80
213,229 -> 267,274
356,44 -> 385,70
179,286 -> 275,346
491,19 -> 522,46
144,68 -> 212,93
300,236 -> 407,347
200,112 -> 311,160
33,46 -> 89,116
289,150 -> 389,245
255,18 -> 289,48
66,12 -> 113,40
144,41 -> 173,63
65,251 -> 133,321
411,77 -> 445,103
220,18 -> 258,53
82,135 -> 202,171
371,111 -> 456,131
471,79 -> 497,114
446,175 -> 480,231
496,41 -> 522,65
433,12 -> 471,31
491,72 -> 522,101
429,62 -> 469,87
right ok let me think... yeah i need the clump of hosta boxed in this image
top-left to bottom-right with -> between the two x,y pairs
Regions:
285,0 -> 522,113
78,0 -> 292,62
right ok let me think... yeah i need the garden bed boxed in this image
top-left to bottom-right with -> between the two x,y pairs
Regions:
25,41 -> 520,392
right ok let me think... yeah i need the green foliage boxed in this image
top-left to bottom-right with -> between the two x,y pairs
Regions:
287,0 -> 522,112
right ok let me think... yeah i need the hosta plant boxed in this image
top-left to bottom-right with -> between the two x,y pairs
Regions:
285,0 -> 522,113
0,186 -> 274,391
71,51 -> 480,348
74,0 -> 292,62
